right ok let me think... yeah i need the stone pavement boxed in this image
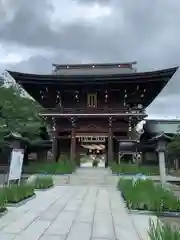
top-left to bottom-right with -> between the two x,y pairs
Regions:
53,168 -> 119,186
0,185 -> 156,240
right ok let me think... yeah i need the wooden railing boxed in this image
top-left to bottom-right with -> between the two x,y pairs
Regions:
41,107 -> 145,115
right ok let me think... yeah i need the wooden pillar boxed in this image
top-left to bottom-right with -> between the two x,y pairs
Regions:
52,118 -> 58,162
70,118 -> 76,162
52,136 -> 58,162
108,117 -> 113,165
175,159 -> 179,170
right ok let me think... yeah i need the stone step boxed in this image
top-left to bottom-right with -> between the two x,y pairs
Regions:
52,168 -> 118,186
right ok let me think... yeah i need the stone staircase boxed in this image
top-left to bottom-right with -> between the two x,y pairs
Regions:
53,167 -> 118,186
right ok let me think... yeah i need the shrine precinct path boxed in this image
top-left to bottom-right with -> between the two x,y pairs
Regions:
0,172 -> 157,240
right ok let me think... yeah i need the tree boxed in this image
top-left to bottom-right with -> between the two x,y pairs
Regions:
167,126 -> 180,169
168,135 -> 180,158
168,126 -> 180,158
0,85 -> 45,144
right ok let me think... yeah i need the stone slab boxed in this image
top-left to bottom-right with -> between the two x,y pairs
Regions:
12,220 -> 51,240
0,233 -> 17,240
2,212 -> 38,234
92,213 -> 114,239
39,235 -> 66,240
131,214 -> 158,240
45,212 -> 77,236
66,222 -> 91,240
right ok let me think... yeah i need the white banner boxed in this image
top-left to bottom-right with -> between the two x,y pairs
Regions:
8,148 -> 24,182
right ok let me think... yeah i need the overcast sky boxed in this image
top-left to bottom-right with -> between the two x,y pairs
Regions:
0,0 -> 180,119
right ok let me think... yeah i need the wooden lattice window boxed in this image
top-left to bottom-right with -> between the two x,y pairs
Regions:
87,93 -> 97,108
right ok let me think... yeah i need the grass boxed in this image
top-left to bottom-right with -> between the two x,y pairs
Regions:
33,176 -> 53,189
118,179 -> 180,212
23,162 -> 76,174
111,163 -> 159,175
2,184 -> 35,203
148,219 -> 180,239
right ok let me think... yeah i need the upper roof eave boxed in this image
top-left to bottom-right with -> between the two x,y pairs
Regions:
6,66 -> 179,83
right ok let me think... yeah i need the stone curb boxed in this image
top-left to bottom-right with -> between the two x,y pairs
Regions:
7,194 -> 36,207
35,186 -> 54,192
129,209 -> 180,217
34,173 -> 73,176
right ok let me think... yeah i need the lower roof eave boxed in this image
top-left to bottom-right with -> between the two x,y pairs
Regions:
39,113 -> 147,117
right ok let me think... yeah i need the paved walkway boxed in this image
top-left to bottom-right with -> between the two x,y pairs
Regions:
0,186 -> 156,240
0,169 -> 158,239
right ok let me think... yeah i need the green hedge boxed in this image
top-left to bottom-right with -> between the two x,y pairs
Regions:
34,176 -> 53,189
118,179 -> 180,212
3,184 -> 35,203
112,163 -> 159,175
23,162 -> 76,174
149,219 -> 180,240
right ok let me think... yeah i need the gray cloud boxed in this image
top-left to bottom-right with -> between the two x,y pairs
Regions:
73,0 -> 112,5
0,0 -> 180,117
1,0 -> 180,69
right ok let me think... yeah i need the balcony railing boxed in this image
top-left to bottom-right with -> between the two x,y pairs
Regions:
41,107 -> 145,115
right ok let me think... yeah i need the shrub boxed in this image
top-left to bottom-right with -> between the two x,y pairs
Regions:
3,184 -> 35,203
118,179 -> 180,212
34,176 -> 53,189
23,162 -> 76,174
112,163 -> 159,175
0,188 -> 7,212
148,219 -> 180,240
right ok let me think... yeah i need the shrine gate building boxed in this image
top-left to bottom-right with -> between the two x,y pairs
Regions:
8,62 -> 178,166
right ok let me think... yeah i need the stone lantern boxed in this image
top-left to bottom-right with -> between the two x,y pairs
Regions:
149,132 -> 171,185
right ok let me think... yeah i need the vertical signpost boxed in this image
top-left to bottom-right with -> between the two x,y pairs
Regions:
8,148 -> 24,186
4,132 -> 26,186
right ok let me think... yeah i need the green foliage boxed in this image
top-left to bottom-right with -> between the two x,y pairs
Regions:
34,176 -> 53,189
0,188 -> 7,212
23,162 -> 76,174
111,163 -> 159,175
148,219 -> 180,240
168,135 -> 180,159
167,125 -> 180,159
0,86 -> 44,143
2,184 -> 35,203
118,179 -> 180,212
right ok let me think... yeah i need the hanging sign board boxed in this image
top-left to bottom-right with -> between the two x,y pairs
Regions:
8,148 -> 24,183
78,136 -> 106,143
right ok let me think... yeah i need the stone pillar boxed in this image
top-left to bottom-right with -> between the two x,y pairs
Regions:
108,117 -> 113,165
70,118 -> 76,162
157,140 -> 167,185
